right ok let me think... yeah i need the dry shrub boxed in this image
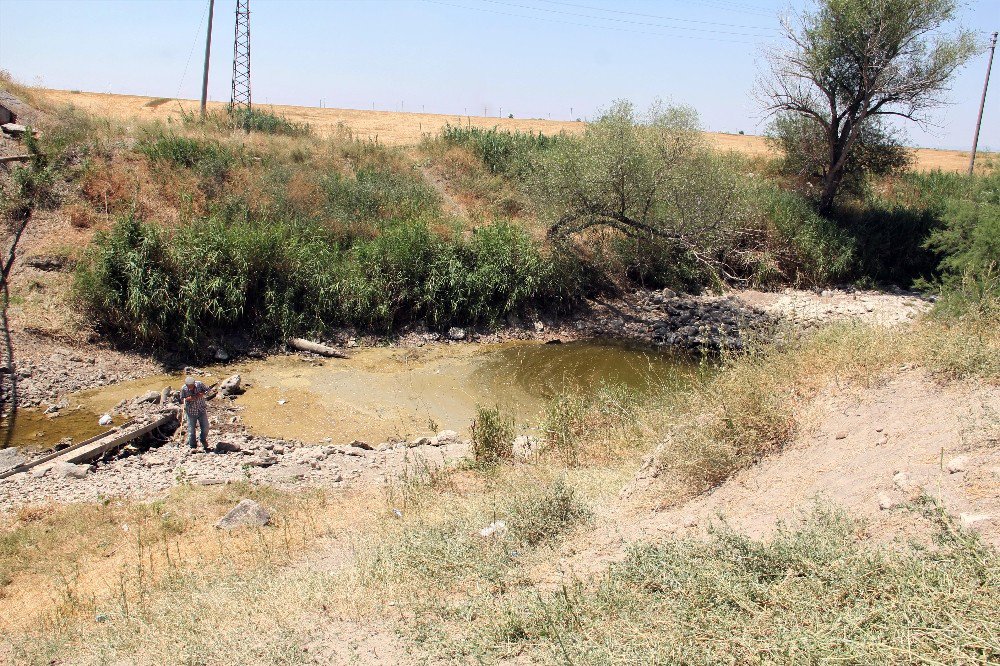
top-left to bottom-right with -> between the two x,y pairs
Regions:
542,385 -> 647,466
283,170 -> 325,216
65,202 -> 95,229
657,323 -> 905,495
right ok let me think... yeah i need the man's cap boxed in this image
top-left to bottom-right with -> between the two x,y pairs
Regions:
185,376 -> 195,385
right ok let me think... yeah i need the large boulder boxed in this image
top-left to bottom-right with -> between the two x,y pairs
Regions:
219,374 -> 244,396
215,499 -> 271,530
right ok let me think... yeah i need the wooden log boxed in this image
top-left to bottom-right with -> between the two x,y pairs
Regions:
0,154 -> 31,165
288,338 -> 349,359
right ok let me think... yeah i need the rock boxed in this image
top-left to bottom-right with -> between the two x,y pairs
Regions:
160,386 -> 173,405
43,404 -> 60,414
513,435 -> 538,461
347,439 -> 373,450
446,327 -> 466,341
892,471 -> 915,492
409,436 -> 433,447
265,465 -> 310,484
877,493 -> 896,510
98,414 -> 114,426
219,374 -> 243,396
50,461 -> 90,479
215,499 -> 271,530
434,430 -> 461,446
30,463 -> 53,479
214,348 -> 230,361
1,122 -> 27,137
0,447 -> 27,473
247,455 -> 278,467
137,390 -> 160,404
875,434 -> 888,446
214,440 -> 242,454
959,513 -> 991,527
834,431 -> 848,440
946,456 -> 969,474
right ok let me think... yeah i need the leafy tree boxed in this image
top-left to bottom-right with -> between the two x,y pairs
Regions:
759,0 -> 976,214
768,112 -> 912,198
532,101 -> 761,284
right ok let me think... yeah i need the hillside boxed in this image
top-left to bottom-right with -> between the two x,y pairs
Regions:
34,89 -> 986,172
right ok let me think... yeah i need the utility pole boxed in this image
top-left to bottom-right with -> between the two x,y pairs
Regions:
969,31 -> 997,176
199,0 -> 215,118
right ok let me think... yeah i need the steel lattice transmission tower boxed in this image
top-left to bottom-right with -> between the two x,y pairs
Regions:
230,0 -> 251,112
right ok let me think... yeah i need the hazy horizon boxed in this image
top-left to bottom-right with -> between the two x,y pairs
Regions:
1,0 -> 996,151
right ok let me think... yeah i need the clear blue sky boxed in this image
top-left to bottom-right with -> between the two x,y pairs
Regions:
0,0 -> 996,149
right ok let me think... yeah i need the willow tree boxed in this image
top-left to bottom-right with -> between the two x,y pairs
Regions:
534,101 -> 761,285
760,0 -> 976,214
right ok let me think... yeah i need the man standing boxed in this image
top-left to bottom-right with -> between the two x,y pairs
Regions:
180,376 -> 210,450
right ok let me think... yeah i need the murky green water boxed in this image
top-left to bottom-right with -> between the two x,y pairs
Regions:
3,340 -> 697,449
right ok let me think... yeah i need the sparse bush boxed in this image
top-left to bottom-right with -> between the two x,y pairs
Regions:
506,478 -> 590,546
471,405 -> 515,465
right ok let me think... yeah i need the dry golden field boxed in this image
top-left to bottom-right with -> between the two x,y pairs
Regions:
37,89 -> 985,172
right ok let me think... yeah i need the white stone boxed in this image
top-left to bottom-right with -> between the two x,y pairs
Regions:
877,493 -> 895,510
959,513 -> 991,527
946,456 -> 969,474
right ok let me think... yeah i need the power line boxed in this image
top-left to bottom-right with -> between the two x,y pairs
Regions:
420,0 -> 765,44
175,0 -> 210,100
476,0 -> 775,37
531,0 -> 777,31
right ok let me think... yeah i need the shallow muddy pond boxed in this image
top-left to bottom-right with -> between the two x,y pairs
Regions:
3,340 -> 697,449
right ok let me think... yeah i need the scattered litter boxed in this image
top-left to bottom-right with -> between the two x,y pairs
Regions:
392,508 -> 403,519
277,399 -> 287,405
98,414 -> 113,426
479,520 -> 507,538
95,613 -> 108,623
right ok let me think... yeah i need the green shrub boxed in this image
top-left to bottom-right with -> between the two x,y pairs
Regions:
228,107 -> 309,136
441,124 -> 562,175
139,135 -> 237,184
471,405 -> 515,465
75,215 -> 585,353
923,169 -> 1000,310
471,504 -> 1000,664
322,167 -> 440,223
758,185 -> 857,286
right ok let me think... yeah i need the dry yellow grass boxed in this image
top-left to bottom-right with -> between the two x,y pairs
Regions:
35,89 -> 987,172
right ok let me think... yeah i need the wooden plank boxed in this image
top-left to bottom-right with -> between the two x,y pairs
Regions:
0,418 -> 137,480
53,411 -> 178,465
0,155 -> 31,165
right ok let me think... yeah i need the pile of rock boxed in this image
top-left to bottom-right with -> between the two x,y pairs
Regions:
641,291 -> 774,352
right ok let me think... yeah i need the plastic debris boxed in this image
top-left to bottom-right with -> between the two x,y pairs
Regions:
479,520 -> 508,538
98,414 -> 113,426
